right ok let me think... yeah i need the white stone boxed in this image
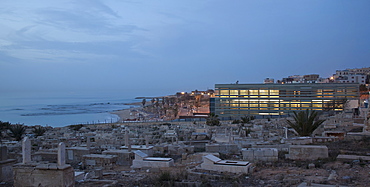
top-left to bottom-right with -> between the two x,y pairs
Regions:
22,137 -> 31,164
58,142 -> 66,166
67,150 -> 73,160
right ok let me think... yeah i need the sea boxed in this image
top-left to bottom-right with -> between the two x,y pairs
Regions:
0,91 -> 140,127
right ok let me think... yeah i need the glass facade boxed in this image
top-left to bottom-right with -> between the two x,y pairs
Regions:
212,83 -> 359,118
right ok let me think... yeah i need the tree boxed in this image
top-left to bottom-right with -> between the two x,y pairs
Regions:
7,124 -> 26,141
0,121 -> 10,130
32,126 -> 47,137
240,116 -> 254,124
206,113 -> 221,126
286,110 -> 326,136
69,124 -> 83,131
0,121 -> 11,142
232,119 -> 240,124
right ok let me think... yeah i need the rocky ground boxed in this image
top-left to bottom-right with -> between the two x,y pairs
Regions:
74,137 -> 370,187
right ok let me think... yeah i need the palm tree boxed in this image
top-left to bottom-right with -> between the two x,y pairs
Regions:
206,113 -> 221,126
240,116 -> 253,124
286,110 -> 326,136
7,124 -> 26,141
32,126 -> 47,137
0,121 -> 11,143
142,99 -> 146,107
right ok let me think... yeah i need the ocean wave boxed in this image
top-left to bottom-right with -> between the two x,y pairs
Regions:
20,110 -> 108,116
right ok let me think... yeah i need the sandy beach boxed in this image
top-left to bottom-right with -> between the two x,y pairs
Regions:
111,102 -> 148,122
111,108 -> 134,121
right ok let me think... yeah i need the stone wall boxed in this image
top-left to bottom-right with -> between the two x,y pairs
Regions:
132,159 -> 174,168
242,148 -> 278,162
102,150 -> 134,166
82,154 -> 117,170
205,144 -> 239,154
286,145 -> 328,160
66,147 -> 90,164
0,146 -> 16,182
13,164 -> 74,187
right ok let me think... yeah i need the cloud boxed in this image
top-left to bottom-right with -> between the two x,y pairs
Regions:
0,51 -> 23,64
35,8 -> 140,36
74,0 -> 121,18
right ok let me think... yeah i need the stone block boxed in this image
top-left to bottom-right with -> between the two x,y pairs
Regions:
287,145 -> 328,160
13,164 -> 74,187
0,158 -> 16,182
242,148 -> 278,162
0,146 -> 7,161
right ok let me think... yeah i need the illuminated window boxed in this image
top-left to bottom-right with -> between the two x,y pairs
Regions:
249,90 -> 258,98
240,90 -> 248,95
260,90 -> 268,95
220,90 -> 229,95
291,104 -> 300,108
250,100 -> 258,107
270,90 -> 279,98
260,104 -> 268,108
230,90 -> 239,95
240,104 -> 248,107
301,104 -> 311,108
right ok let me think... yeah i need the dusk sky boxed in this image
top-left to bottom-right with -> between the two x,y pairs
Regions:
1,0 -> 370,97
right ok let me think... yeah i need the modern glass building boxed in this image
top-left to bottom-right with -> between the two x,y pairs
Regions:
211,83 -> 359,118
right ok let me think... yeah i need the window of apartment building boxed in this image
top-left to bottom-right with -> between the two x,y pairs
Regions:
249,90 -> 258,98
270,90 -> 279,95
220,90 -> 229,96
240,90 -> 248,96
259,100 -> 268,108
312,103 -> 322,108
249,100 -> 258,108
230,90 -> 238,96
260,90 -> 269,98
240,103 -> 248,108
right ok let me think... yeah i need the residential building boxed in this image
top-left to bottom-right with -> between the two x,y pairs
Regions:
303,74 -> 320,83
340,67 -> 370,75
334,67 -> 370,84
334,73 -> 368,84
264,78 -> 274,84
279,74 -> 320,84
211,83 -> 359,118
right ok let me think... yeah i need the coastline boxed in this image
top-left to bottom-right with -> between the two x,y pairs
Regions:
111,108 -> 134,122
111,102 -> 145,122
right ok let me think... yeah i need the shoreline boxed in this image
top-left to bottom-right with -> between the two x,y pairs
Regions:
111,108 -> 135,122
111,102 -> 148,122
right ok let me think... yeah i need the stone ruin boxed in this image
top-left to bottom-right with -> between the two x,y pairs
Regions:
12,137 -> 75,187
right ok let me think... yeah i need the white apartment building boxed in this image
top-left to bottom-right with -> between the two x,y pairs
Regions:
334,69 -> 368,84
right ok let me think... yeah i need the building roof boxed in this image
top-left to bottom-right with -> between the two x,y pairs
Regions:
216,160 -> 250,166
120,145 -> 153,150
134,150 -> 148,158
144,157 -> 173,162
82,154 -> 117,159
204,154 -> 222,163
